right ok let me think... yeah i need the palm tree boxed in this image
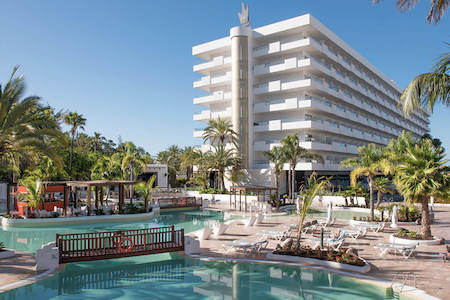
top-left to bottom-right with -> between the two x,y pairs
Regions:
180,146 -> 196,182
399,52 -> 449,115
395,139 -> 449,238
202,117 -> 238,147
190,149 -> 212,189
157,145 -> 181,187
296,174 -> 330,246
281,134 -> 323,201
64,112 -> 86,179
209,145 -> 238,191
373,0 -> 449,24
263,146 -> 286,206
0,67 -> 63,177
341,144 -> 385,220
90,132 -> 106,153
374,177 -> 394,207
120,142 -> 150,202
135,175 -> 157,212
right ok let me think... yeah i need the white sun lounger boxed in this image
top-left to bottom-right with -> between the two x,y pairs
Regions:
341,228 -> 367,240
311,232 -> 346,250
226,239 -> 268,255
243,215 -> 257,227
374,242 -> 417,259
196,227 -> 213,241
254,213 -> 265,225
258,229 -> 290,242
213,223 -> 229,238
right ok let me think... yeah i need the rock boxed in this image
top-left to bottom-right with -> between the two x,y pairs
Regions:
280,238 -> 293,250
184,236 -> 200,255
35,242 -> 59,271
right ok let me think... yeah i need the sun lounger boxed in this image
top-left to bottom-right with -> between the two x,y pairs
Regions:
225,239 -> 268,255
258,229 -> 290,242
243,215 -> 257,227
213,223 -> 229,238
317,218 -> 335,228
374,242 -> 417,259
196,227 -> 213,241
341,228 -> 367,240
311,232 -> 346,250
254,213 -> 265,225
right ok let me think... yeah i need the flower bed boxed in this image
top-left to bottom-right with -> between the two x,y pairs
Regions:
394,229 -> 433,240
273,245 -> 365,267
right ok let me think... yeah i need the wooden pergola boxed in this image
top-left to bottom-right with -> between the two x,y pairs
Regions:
229,185 -> 278,212
42,180 -> 140,216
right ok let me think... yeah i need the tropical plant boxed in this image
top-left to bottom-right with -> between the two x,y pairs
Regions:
340,144 -> 385,220
180,146 -> 196,182
202,117 -> 238,147
263,146 -> 286,207
374,177 -> 394,207
157,145 -> 181,187
19,177 -> 43,209
90,132 -> 107,153
0,66 -> 63,177
189,150 -> 212,189
296,174 -> 331,246
399,52 -> 449,115
281,134 -> 323,200
373,0 -> 449,24
395,139 -> 449,238
209,145 -> 239,191
64,112 -> 86,178
135,175 -> 157,212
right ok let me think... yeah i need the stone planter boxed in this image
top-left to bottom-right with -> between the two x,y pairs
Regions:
266,252 -> 371,273
389,234 -> 441,246
0,249 -> 16,259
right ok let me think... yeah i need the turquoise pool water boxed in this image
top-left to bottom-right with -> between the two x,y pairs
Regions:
0,210 -> 412,300
0,210 -> 227,253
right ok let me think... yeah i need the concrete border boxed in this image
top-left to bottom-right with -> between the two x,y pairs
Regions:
1,208 -> 160,228
389,234 -> 442,246
0,249 -> 15,259
266,252 -> 371,273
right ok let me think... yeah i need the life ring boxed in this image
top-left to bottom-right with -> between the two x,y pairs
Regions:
110,231 -> 123,247
117,237 -> 133,253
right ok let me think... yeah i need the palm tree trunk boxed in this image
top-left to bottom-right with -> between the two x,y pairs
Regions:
291,165 -> 295,202
376,191 -> 383,208
275,173 -> 280,209
420,198 -> 432,238
69,135 -> 74,179
368,175 -> 375,220
287,169 -> 292,200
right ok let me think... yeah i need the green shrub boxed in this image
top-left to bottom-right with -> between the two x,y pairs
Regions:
0,241 -> 4,250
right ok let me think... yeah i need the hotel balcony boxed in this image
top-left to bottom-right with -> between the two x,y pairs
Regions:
193,91 -> 232,106
253,140 -> 359,155
252,159 -> 342,171
193,56 -> 231,74
193,72 -> 232,90
193,129 -> 205,138
193,108 -> 232,121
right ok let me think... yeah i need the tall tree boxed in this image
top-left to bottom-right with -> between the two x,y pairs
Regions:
341,144 -> 385,220
0,66 -> 63,179
90,132 -> 107,153
395,139 -> 449,238
263,146 -> 286,206
373,0 -> 449,24
202,117 -> 238,147
209,145 -> 239,191
399,52 -> 449,115
374,177 -> 394,207
64,112 -> 86,179
281,134 -> 323,200
180,146 -> 196,182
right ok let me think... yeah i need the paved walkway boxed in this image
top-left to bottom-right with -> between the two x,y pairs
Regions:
188,206 -> 450,300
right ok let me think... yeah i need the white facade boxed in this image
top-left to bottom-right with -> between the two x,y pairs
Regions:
192,13 -> 429,189
142,164 -> 168,188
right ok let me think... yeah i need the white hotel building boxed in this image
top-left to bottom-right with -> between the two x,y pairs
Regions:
192,10 -> 428,192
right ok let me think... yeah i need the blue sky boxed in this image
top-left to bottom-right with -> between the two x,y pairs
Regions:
0,0 -> 448,155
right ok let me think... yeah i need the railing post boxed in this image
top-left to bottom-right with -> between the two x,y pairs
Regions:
171,225 -> 175,243
181,229 -> 185,250
56,234 -> 61,263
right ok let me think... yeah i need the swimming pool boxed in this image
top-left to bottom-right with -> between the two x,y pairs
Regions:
0,210 -> 413,300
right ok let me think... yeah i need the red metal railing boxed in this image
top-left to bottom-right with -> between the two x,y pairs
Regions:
56,226 -> 184,263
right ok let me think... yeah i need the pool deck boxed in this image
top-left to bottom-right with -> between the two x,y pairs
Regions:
0,205 -> 449,299
188,205 -> 450,300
